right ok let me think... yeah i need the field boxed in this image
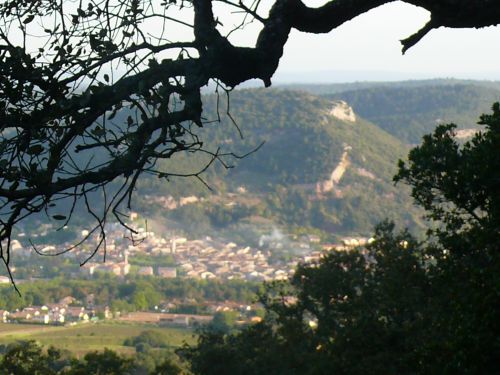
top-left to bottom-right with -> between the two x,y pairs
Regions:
0,322 -> 196,357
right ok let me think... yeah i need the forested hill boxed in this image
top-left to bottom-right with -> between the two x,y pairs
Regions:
279,78 -> 500,96
137,89 -> 424,238
279,80 -> 500,144
145,89 -> 411,188
206,89 -> 407,187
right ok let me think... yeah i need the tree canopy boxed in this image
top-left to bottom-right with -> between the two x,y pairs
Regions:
1,0 -> 500,275
0,340 -> 186,374
181,104 -> 500,374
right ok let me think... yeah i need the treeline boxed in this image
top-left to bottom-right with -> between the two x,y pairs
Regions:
0,340 -> 187,375
0,275 -> 260,312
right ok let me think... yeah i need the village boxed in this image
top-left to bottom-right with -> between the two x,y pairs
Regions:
0,213 -> 372,328
7,213 -> 372,283
0,296 -> 237,328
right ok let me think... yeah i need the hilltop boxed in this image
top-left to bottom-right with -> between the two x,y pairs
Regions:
280,79 -> 500,144
136,89 -> 424,239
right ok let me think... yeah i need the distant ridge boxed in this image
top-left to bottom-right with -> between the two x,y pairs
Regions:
138,89 -> 425,238
276,78 -> 500,95
273,80 -> 500,144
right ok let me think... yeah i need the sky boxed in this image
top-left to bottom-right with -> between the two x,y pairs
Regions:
13,0 -> 500,84
223,1 -> 500,83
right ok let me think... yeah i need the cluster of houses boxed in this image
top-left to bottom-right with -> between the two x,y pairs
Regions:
78,231 -> 299,282
170,238 -> 294,282
0,294 -> 265,328
1,220 -> 376,328
10,215 -> 373,283
0,297 -> 109,325
118,311 -> 213,327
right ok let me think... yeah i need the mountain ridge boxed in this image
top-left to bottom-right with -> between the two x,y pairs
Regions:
137,89 -> 424,239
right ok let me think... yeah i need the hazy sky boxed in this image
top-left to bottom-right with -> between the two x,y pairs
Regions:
19,1 -> 500,83
231,1 -> 500,82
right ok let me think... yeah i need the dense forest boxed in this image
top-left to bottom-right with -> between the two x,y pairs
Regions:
135,82 -> 500,239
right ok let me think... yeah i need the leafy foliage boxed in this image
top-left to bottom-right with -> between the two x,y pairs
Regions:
395,103 -> 500,246
182,105 -> 500,374
0,340 -> 187,374
0,341 -> 69,375
124,330 -> 170,349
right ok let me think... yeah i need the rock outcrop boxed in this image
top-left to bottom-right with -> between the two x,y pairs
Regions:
330,100 -> 356,122
316,144 -> 352,195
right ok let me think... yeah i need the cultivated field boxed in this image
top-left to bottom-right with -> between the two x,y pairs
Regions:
0,322 -> 196,356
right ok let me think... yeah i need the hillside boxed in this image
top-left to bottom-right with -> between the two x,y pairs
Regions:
329,84 -> 500,144
279,78 -> 500,96
279,79 -> 500,144
49,81 -> 500,243
136,89 -> 424,239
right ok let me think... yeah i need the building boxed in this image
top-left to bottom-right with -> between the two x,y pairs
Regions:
0,310 -> 9,323
137,266 -> 154,276
157,267 -> 177,278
